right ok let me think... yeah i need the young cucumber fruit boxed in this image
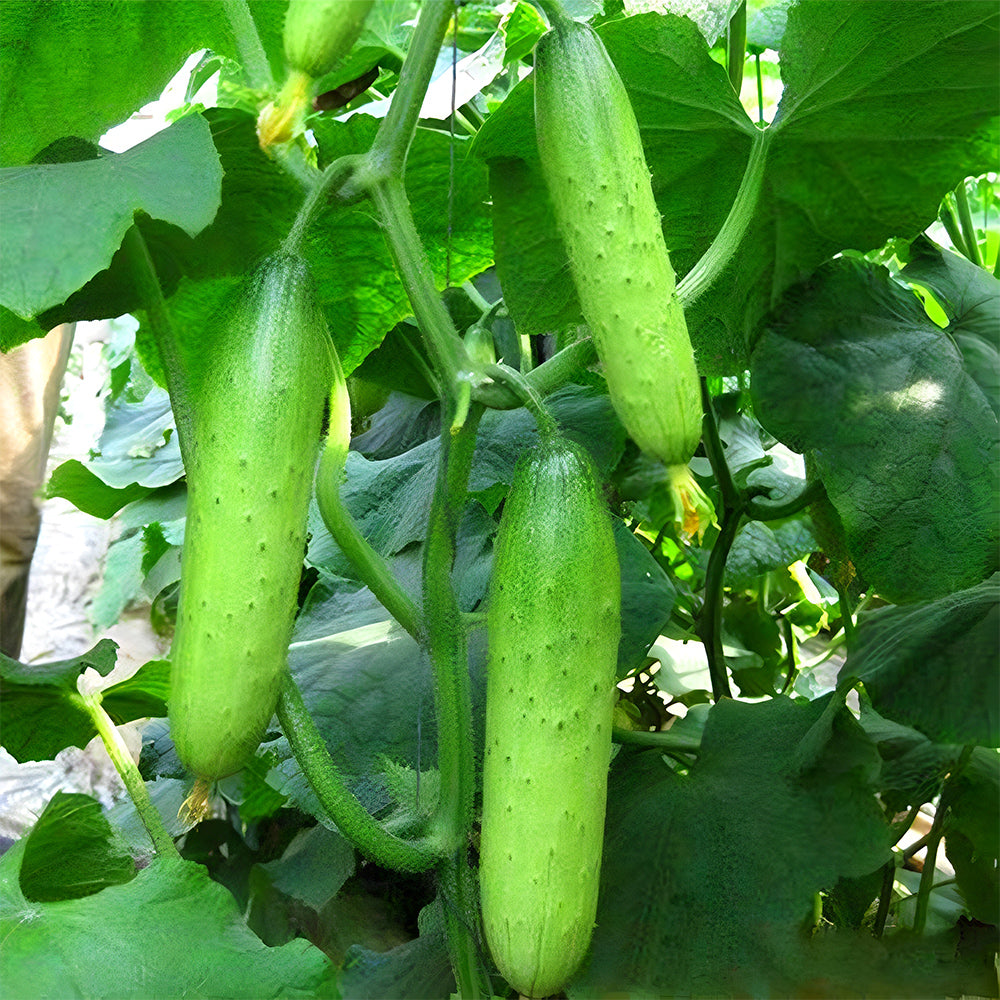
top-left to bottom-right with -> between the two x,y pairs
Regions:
169,252 -> 331,784
480,435 -> 621,999
534,19 -> 703,472
284,0 -> 376,80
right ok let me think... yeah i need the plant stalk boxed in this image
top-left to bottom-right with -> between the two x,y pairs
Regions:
277,671 -> 444,872
953,179 -> 983,267
221,0 -> 274,91
677,127 -> 769,306
122,226 -> 196,470
77,691 -> 180,859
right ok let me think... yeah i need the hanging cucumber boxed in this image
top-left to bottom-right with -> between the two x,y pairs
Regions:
169,251 -> 331,790
534,15 -> 712,537
480,433 -> 621,998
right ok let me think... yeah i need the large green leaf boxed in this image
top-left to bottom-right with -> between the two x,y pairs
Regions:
0,114 -> 221,324
750,257 -> 999,603
0,1 -> 232,167
475,1 -> 999,373
0,839 -> 335,999
842,574 -> 999,746
577,696 -> 889,995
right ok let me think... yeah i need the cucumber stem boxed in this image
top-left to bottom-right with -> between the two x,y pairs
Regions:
472,337 -> 597,410
277,671 -> 444,872
221,0 -> 274,91
677,127 -> 770,306
315,349 -> 425,642
369,0 -> 455,179
483,362 -> 559,438
283,154 -> 363,255
726,2 -> 747,97
953,179 -> 983,267
121,226 -> 196,472
77,690 -> 180,859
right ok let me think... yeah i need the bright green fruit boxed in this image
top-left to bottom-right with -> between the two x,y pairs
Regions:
480,435 -> 621,998
283,0 -> 375,79
534,18 -> 702,471
169,252 -> 331,785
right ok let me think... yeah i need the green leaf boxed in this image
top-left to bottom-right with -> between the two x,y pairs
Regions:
842,574 -> 999,746
46,460 -> 152,519
477,3 -> 999,374
247,824 -> 357,946
946,747 -> 1000,925
102,658 -> 170,726
750,257 -> 999,603
0,114 -> 221,321
578,696 -> 889,995
19,792 -> 135,902
902,235 -> 1000,418
0,841 -> 335,998
726,517 -> 816,590
0,640 -> 117,762
0,1 -> 233,167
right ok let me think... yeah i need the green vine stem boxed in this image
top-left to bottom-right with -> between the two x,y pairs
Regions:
369,177 -> 471,404
726,2 -> 747,96
77,690 -> 180,859
873,856 -> 896,938
939,195 -> 970,259
423,405 -> 489,997
221,0 -> 274,91
315,350 -> 424,642
611,728 -> 702,753
953,179 -> 984,267
283,154 -> 364,255
912,744 -> 975,934
472,336 -> 597,410
483,363 -> 559,437
276,671 -> 444,872
744,480 -> 823,521
122,226 -> 196,470
677,127 -> 770,306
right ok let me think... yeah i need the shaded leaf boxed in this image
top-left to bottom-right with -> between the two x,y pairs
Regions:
578,697 -> 889,995
751,257 -> 999,602
841,574 -> 999,746
46,460 -> 151,519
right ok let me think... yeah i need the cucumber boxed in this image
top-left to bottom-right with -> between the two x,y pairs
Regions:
480,435 -> 621,998
534,18 -> 702,471
169,252 -> 331,783
283,0 -> 375,80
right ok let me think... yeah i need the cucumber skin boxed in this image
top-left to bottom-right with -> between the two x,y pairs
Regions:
169,253 -> 331,782
284,0 -> 375,79
534,20 -> 702,468
480,437 -> 621,998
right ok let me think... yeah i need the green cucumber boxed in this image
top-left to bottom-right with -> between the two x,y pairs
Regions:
534,18 -> 702,471
169,252 -> 331,785
480,434 -> 621,998
283,0 -> 375,80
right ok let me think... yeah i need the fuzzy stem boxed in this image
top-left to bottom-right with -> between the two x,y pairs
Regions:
370,177 -> 471,401
483,363 -> 559,438
611,728 -> 702,753
472,337 -> 597,410
283,155 -> 363,255
315,349 -> 424,642
122,226 -> 196,470
368,0 -> 455,179
277,671 -> 444,872
744,480 -> 823,521
953,179 -> 983,267
221,0 -> 274,91
677,127 -> 769,306
77,691 -> 180,859
727,2 -> 747,96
